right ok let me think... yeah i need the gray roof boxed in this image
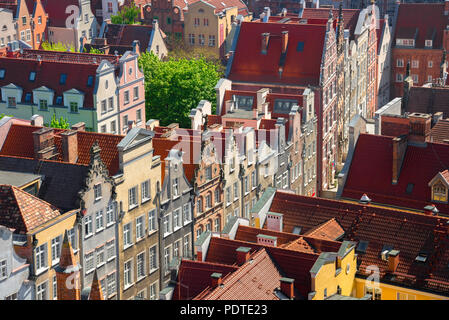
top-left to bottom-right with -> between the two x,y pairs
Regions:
0,170 -> 42,187
326,294 -> 372,300
0,156 -> 89,212
310,252 -> 338,275
251,187 -> 276,214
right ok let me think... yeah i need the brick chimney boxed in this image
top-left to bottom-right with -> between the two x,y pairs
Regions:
55,231 -> 81,300
266,212 -> 283,232
211,272 -> 223,287
32,127 -> 57,160
280,277 -> 294,299
257,234 -> 278,246
71,122 -> 86,131
235,246 -> 251,265
61,130 -> 78,163
424,204 -> 439,215
408,113 -> 431,143
387,250 -> 400,273
281,30 -> 288,54
392,136 -> 407,184
261,33 -> 270,54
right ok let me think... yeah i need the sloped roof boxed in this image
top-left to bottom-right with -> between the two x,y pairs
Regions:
103,24 -> 154,52
301,7 -> 360,37
268,190 -> 449,295
228,21 -> 326,86
0,50 -> 119,109
303,217 -> 345,240
394,3 -> 448,49
342,133 -> 449,215
196,248 -> 284,300
0,124 -> 123,176
0,184 -> 60,234
431,119 -> 449,144
406,86 -> 449,119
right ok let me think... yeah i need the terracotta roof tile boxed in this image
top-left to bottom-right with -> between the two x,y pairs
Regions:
0,184 -> 60,234
406,86 -> 449,118
303,217 -> 345,240
431,119 -> 449,144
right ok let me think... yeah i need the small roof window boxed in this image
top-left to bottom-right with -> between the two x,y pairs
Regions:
406,183 -> 414,194
87,75 -> 94,87
296,41 -> 304,52
0,69 -> 5,79
29,71 -> 36,82
59,73 -> 67,85
292,226 -> 302,235
24,93 -> 32,102
356,240 -> 369,254
55,96 -> 63,105
415,253 -> 427,263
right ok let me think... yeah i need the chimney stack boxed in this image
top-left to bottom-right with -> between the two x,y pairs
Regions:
424,204 -> 439,215
235,247 -> 251,265
387,250 -> 400,273
211,273 -> 223,287
32,127 -> 57,160
280,277 -> 295,299
392,136 -> 407,184
61,130 -> 78,163
281,30 -> 289,54
261,33 -> 270,54
408,113 -> 431,143
30,114 -> 43,127
71,122 -> 86,131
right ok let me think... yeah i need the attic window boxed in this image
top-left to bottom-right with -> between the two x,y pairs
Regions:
415,253 -> 427,263
296,41 -> 304,52
432,182 -> 447,203
55,96 -> 63,105
29,71 -> 36,82
425,40 -> 432,48
87,75 -> 94,87
25,93 -> 32,103
234,95 -> 253,109
0,69 -> 5,79
292,226 -> 302,235
274,99 -> 297,113
59,74 -> 67,85
405,183 -> 414,194
356,240 -> 369,254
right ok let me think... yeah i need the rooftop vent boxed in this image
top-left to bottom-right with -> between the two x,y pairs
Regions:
415,253 -> 427,263
292,226 -> 302,235
359,194 -> 371,204
424,205 -> 439,215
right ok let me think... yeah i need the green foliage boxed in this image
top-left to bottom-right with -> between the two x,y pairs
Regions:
41,41 -> 75,52
138,52 -> 221,128
110,5 -> 140,25
88,47 -> 103,54
49,114 -> 70,129
0,113 -> 12,120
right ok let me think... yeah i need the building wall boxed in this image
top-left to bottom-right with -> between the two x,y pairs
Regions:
142,0 -> 184,38
31,0 -> 48,49
48,27 -> 77,49
148,21 -> 169,59
0,226 -> 32,300
377,17 -> 391,108
115,132 -> 161,300
0,9 -> 17,49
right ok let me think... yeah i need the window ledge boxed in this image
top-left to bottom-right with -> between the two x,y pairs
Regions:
85,234 -> 93,240
35,266 -> 49,276
97,262 -> 106,269
96,227 -> 104,233
106,222 -> 115,228
148,230 -> 158,237
128,204 -> 138,211
123,243 -> 133,250
149,268 -> 158,275
123,283 -> 134,291
85,268 -> 95,275
107,257 -> 116,263
136,236 -> 144,243
136,276 -> 146,283
141,198 -> 151,205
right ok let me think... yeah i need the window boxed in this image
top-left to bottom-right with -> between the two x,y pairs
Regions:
141,180 -> 150,202
244,202 -> 249,218
396,59 -> 404,67
84,215 -> 93,237
5,293 -> 17,300
136,109 -> 142,124
123,115 -> 129,132
136,215 -> 145,240
123,223 -> 132,248
183,235 -> 190,257
106,202 -> 115,226
396,73 -> 403,82
214,217 -> 220,232
128,186 -> 138,209
425,40 -> 432,48
163,213 -> 172,236
96,246 -> 105,267
101,99 -> 107,113
0,69 -> 5,79
38,16 -> 42,24
124,90 -> 130,104
7,97 -> 16,107
95,210 -> 104,232
208,35 -> 215,47
107,273 -> 116,297
204,18 -> 209,26
39,99 -> 48,111
20,31 -> 25,41
283,171 -> 288,189
107,2 -> 113,13
29,71 -> 36,82
233,182 -> 238,200
412,74 -> 418,83
433,182 -> 447,202
189,34 -> 195,45
51,236 -> 62,265
173,208 -> 181,230
124,260 -> 133,288
365,286 -> 381,300
70,102 -> 79,113
198,34 -> 205,46
137,252 -> 145,279
85,252 -> 95,274
244,176 -> 249,194
36,34 -> 40,44
226,187 -> 231,205
149,282 -> 158,300
205,166 -> 212,180
428,75 -> 433,83
136,289 -> 146,299
87,75 -> 94,87
26,29 -> 31,41
108,97 -> 114,111
206,221 -> 211,232
59,74 -> 67,85
36,282 -> 48,300
412,60 -> 419,68
68,228 -> 77,250
107,240 -> 115,261
251,171 -> 257,189
148,209 -> 157,233
206,193 -> 212,209
428,61 -> 433,68
167,17 -> 172,24
149,245 -> 158,272
397,292 -> 416,300
194,18 -> 200,26
84,13 -> 89,23
173,178 -> 179,197
164,246 -> 171,274
173,240 -> 181,257
183,203 -> 191,224
214,188 -> 220,204
111,120 -> 116,133
197,197 -> 203,214
0,259 -> 7,280
133,86 -> 139,100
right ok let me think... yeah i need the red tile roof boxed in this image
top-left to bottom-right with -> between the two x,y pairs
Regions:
0,124 -> 123,175
394,3 -> 448,49
103,24 -> 155,51
303,217 -> 344,241
196,248 -> 284,300
172,259 -> 238,300
342,133 -> 449,215
228,21 -> 326,86
0,49 -> 118,109
268,190 -> 449,295
431,119 -> 449,144
301,8 -> 360,37
0,184 -> 61,234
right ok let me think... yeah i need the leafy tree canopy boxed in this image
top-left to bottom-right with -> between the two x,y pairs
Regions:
138,52 -> 221,128
49,114 -> 70,129
110,5 -> 140,25
41,41 -> 75,52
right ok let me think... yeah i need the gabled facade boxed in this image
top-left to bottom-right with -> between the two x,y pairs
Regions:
0,9 -> 17,50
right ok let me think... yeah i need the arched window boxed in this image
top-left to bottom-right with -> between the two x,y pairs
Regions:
197,197 -> 203,213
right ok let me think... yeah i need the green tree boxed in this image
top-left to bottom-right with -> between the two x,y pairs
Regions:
138,52 -> 221,128
88,47 -> 103,54
41,41 -> 75,52
110,5 -> 140,25
0,113 -> 12,120
49,114 -> 70,129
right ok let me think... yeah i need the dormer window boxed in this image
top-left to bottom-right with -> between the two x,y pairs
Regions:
0,69 -> 5,79
25,93 -> 32,103
87,75 -> 94,87
59,74 -> 67,85
425,40 -> 433,48
55,96 -> 63,105
29,71 -> 36,82
429,171 -> 449,203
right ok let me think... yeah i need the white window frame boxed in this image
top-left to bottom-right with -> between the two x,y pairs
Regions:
148,209 -> 157,234
149,245 -> 158,273
173,207 -> 181,231
107,239 -> 116,262
136,251 -> 146,281
124,259 -> 133,289
96,245 -> 105,268
95,210 -> 104,232
128,186 -> 138,210
123,223 -> 133,249
136,215 -> 145,241
141,180 -> 150,203
51,235 -> 62,266
35,243 -> 48,274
